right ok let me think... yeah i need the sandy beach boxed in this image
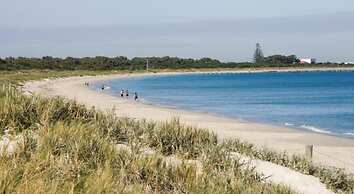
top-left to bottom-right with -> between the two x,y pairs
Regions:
24,68 -> 354,173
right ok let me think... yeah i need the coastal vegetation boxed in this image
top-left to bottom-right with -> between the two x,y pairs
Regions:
0,71 -> 354,193
1,56 -> 353,71
0,70 -> 122,87
253,43 -> 265,63
253,43 -> 299,64
0,84 -> 293,193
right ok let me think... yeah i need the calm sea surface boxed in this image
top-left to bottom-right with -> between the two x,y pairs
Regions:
93,71 -> 354,139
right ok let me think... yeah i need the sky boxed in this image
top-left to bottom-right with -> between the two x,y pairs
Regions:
1,0 -> 354,62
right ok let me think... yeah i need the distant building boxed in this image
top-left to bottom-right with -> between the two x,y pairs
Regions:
344,62 -> 354,65
300,58 -> 316,64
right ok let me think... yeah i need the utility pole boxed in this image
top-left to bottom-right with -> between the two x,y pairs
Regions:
146,58 -> 149,71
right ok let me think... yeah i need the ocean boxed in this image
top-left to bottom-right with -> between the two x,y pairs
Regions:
92,71 -> 354,139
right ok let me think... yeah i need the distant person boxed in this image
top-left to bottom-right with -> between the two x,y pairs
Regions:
125,90 -> 129,97
134,92 -> 138,101
120,90 -> 124,97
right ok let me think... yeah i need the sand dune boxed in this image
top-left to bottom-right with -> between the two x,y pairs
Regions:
24,70 -> 354,174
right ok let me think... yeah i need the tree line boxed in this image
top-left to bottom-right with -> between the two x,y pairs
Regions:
0,55 -> 351,71
0,56 -> 227,71
253,43 -> 299,64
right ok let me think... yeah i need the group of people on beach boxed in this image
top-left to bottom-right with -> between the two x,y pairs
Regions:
83,81 -> 138,101
120,89 -> 138,101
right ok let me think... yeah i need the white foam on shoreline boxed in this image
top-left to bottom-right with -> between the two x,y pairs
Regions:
284,122 -> 295,126
344,132 -> 354,137
300,125 -> 332,134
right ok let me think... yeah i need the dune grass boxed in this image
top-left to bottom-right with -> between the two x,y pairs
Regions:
1,74 -> 353,193
0,69 -> 133,84
223,140 -> 354,193
0,84 -> 294,193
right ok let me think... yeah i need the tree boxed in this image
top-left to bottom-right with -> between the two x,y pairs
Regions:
263,55 -> 299,64
253,43 -> 264,63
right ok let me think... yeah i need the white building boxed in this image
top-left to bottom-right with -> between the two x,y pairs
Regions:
300,58 -> 316,64
344,62 -> 354,65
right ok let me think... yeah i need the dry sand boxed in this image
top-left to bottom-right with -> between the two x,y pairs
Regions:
24,69 -> 354,174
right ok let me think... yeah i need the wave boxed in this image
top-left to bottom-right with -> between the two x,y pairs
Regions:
300,125 -> 332,134
284,122 -> 295,126
343,132 -> 354,137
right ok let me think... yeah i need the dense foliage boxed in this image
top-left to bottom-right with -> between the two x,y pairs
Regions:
1,56 -> 353,71
262,55 -> 299,64
0,56 -> 224,71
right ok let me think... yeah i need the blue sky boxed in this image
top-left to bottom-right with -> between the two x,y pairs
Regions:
1,0 -> 354,62
1,0 -> 354,27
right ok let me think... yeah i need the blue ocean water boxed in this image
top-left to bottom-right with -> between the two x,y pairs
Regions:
93,71 -> 354,139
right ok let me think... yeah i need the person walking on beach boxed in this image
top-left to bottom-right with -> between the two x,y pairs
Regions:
125,90 -> 129,97
120,90 -> 124,97
134,92 -> 138,101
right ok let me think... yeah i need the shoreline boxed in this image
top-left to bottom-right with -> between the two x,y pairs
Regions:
98,88 -> 354,141
96,84 -> 354,140
24,68 -> 354,173
141,66 -> 354,74
93,68 -> 354,140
